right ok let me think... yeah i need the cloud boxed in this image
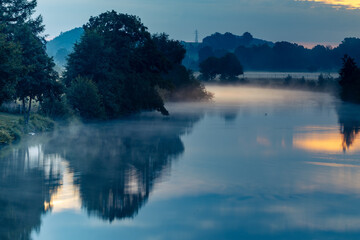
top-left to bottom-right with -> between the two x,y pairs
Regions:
298,0 -> 360,9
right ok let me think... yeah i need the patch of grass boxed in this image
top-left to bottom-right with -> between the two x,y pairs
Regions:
29,114 -> 55,132
0,113 -> 55,144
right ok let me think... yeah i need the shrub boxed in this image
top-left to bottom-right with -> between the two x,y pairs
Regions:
67,77 -> 104,119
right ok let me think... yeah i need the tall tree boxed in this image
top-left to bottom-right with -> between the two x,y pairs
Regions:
199,53 -> 243,82
339,55 -> 360,102
1,0 -> 61,125
65,11 -> 171,117
0,29 -> 21,105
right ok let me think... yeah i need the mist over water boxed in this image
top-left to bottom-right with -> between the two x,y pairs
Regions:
0,86 -> 360,239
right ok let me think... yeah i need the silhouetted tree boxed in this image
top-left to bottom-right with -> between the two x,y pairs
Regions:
200,53 -> 243,82
152,33 -> 212,101
219,53 -> 243,81
199,56 -> 219,81
339,55 -> 360,102
65,11 -> 171,117
242,32 -> 253,45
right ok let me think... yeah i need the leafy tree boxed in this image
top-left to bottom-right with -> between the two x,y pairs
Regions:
65,11 -> 170,117
199,53 -> 243,81
218,53 -> 243,81
0,30 -> 22,105
40,95 -> 72,120
151,33 -> 212,101
1,0 -> 62,125
14,23 -> 60,125
242,32 -> 253,45
199,56 -> 219,81
0,0 -> 37,23
152,33 -> 185,66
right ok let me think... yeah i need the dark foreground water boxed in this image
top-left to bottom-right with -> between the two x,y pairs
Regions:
1,86 -> 360,240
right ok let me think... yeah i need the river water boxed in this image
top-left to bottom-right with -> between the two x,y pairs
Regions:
1,86 -> 360,239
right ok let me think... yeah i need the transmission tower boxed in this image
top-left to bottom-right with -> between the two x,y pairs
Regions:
195,30 -> 199,43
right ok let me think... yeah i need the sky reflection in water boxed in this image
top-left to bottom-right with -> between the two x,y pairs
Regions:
0,86 -> 360,239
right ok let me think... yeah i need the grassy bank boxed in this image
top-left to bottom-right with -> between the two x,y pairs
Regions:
0,113 -> 55,144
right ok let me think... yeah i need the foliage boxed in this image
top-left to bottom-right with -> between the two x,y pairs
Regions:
199,53 -> 243,81
65,11 -> 170,117
160,65 -> 213,101
40,95 -> 73,120
0,112 -> 54,144
199,57 -> 219,80
233,37 -> 360,72
0,0 -> 63,126
0,30 -> 22,105
339,55 -> 360,102
202,32 -> 271,50
67,77 -> 104,119
152,34 -> 212,100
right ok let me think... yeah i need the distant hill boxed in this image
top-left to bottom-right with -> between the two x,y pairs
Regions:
202,32 -> 273,50
182,32 -> 274,70
46,27 -> 84,67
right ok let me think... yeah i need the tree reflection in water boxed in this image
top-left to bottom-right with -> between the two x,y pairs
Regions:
337,103 -> 360,152
44,112 -> 201,222
0,145 -> 61,240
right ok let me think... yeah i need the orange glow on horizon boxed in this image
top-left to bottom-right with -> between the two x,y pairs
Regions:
301,0 -> 360,9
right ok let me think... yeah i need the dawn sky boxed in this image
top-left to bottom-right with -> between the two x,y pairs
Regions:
36,0 -> 360,45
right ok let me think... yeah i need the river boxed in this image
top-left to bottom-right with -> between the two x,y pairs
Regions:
1,85 -> 360,239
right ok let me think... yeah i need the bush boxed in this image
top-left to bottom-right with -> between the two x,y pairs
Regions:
0,129 -> 13,144
29,114 -> 55,132
67,77 -> 104,119
40,95 -> 73,120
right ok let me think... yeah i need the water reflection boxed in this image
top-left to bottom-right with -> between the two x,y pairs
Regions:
0,144 -> 61,240
293,103 -> 360,154
43,113 -> 201,222
0,110 -> 201,238
337,103 -> 360,152
4,87 -> 360,239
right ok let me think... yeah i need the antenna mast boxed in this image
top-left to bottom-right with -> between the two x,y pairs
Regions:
195,30 -> 199,43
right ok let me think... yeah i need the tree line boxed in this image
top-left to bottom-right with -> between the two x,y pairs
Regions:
0,1 -> 211,124
197,37 -> 360,72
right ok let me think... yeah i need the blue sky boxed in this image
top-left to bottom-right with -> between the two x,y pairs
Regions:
36,0 -> 360,45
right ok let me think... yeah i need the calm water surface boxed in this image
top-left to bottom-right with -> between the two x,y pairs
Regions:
1,86 -> 360,239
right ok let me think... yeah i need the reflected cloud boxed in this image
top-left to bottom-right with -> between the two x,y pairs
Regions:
44,161 -> 81,213
257,136 -> 271,147
306,161 -> 360,168
293,126 -> 360,154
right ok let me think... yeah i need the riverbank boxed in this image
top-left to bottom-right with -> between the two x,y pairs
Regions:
0,113 -> 55,144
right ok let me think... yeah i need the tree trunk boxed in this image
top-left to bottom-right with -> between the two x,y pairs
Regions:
21,98 -> 25,115
22,98 -> 26,124
26,97 -> 32,126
